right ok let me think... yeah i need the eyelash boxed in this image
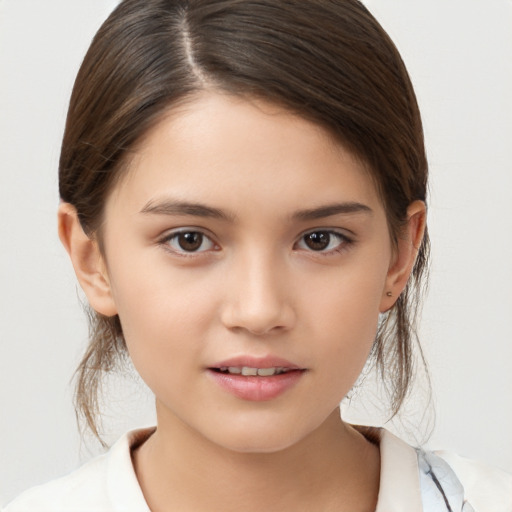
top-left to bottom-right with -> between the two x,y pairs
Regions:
159,229 -> 219,257
158,228 -> 353,257
294,230 -> 353,256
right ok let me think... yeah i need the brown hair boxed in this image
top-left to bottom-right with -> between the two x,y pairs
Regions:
60,0 -> 430,443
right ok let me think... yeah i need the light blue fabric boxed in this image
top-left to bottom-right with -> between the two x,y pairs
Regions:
418,450 -> 475,512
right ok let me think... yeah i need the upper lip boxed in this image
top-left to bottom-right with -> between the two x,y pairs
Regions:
209,355 -> 303,370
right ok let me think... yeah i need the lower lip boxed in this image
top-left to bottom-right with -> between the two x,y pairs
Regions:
207,370 -> 305,401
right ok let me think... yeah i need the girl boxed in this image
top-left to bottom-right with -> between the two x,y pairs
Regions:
3,1 -> 511,510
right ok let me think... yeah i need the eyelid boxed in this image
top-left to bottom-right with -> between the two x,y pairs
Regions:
294,228 -> 354,254
158,227 -> 219,255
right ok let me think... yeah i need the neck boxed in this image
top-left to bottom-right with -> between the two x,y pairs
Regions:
132,407 -> 380,512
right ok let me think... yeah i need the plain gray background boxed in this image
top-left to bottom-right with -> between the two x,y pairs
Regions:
1,0 -> 511,505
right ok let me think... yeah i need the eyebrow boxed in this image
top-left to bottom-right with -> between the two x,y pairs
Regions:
140,199 -> 235,221
291,202 -> 372,221
140,198 -> 372,222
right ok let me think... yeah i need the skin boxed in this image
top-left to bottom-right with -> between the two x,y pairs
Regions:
59,92 -> 425,511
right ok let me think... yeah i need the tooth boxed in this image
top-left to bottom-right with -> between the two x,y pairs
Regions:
241,367 -> 258,376
257,368 -> 276,376
228,367 -> 242,374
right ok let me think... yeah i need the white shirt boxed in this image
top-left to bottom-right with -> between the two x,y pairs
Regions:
3,427 -> 511,511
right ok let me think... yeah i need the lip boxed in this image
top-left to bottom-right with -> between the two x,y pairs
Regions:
206,355 -> 306,401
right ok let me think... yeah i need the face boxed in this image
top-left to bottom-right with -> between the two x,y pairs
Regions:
98,92 -> 398,453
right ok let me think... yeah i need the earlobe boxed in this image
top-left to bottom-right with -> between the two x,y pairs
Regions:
58,202 -> 118,317
380,200 -> 426,312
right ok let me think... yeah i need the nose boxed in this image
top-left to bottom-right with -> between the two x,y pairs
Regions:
220,252 -> 296,336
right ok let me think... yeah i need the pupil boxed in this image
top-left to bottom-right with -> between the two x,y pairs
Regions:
178,232 -> 203,251
305,232 -> 330,251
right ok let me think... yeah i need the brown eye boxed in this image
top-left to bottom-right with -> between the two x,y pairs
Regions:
164,230 -> 215,253
304,231 -> 331,251
178,232 -> 203,251
297,230 -> 348,253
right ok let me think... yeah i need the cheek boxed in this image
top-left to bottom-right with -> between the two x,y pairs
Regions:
304,257 -> 389,384
308,256 -> 388,334
105,250 -> 220,375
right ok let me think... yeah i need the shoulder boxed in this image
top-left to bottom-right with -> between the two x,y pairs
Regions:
2,453 -> 111,511
373,428 -> 512,512
434,450 -> 512,512
2,429 -> 153,512
417,447 -> 512,512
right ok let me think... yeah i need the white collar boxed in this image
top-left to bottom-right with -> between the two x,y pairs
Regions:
373,428 -> 424,511
106,428 -> 154,510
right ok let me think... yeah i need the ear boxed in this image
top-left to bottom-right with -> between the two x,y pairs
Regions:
380,200 -> 426,313
58,202 -> 118,317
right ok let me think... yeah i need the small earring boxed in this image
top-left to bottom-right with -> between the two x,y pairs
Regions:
386,291 -> 392,297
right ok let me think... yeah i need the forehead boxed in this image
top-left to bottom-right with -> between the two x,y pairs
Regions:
107,92 -> 383,219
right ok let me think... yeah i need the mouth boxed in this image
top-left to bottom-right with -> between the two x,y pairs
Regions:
207,357 -> 306,401
211,366 -> 297,376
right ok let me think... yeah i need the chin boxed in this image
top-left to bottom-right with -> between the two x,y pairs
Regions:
216,432 -> 301,455
202,413 -> 326,455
